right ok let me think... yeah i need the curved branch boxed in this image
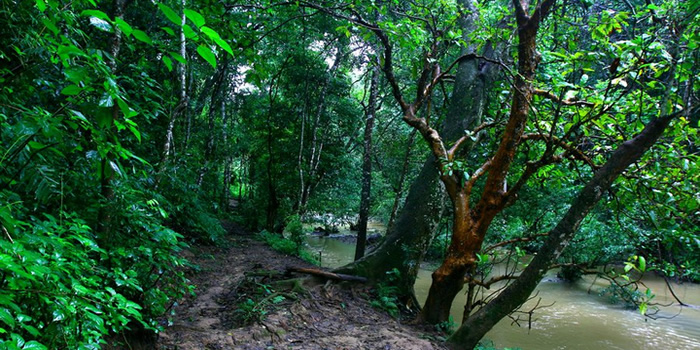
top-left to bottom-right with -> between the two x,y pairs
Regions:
534,88 -> 594,107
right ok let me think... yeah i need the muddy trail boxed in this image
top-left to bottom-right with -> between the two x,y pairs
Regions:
155,224 -> 447,350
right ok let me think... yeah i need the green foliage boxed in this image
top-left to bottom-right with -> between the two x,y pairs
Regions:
257,230 -> 318,265
475,340 -> 521,350
232,281 -> 288,326
258,230 -> 298,255
0,207 -> 189,349
369,269 -> 401,318
285,214 -> 305,254
436,316 -> 456,336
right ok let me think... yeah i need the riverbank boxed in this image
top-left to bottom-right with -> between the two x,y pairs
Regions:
305,234 -> 700,350
155,225 -> 447,350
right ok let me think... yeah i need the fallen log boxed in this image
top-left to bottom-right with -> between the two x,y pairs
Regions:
286,266 -> 368,283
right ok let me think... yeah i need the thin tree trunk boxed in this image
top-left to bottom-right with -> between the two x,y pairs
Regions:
297,110 -> 306,211
162,0 -> 187,166
387,129 -> 417,231
96,0 -> 126,240
197,63 -> 228,187
355,61 -> 379,261
298,44 -> 344,212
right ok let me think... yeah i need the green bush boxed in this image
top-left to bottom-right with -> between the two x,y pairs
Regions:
257,231 -> 318,264
285,214 -> 304,254
0,183 -> 191,349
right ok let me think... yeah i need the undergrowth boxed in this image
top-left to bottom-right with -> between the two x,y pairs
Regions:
257,230 -> 318,265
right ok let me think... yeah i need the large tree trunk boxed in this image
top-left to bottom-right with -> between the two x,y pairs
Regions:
337,0 -> 498,306
419,0 -> 554,324
448,111 -> 679,350
354,61 -> 379,261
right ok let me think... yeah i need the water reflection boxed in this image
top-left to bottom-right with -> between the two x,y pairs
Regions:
306,235 -> 700,350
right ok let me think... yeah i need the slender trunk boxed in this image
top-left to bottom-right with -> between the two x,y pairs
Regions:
266,105 -> 279,231
96,0 -> 126,240
197,63 -> 228,187
355,62 -> 379,261
450,112 -> 678,350
299,45 -> 344,212
387,129 -> 417,231
297,111 -> 306,212
162,0 -> 187,166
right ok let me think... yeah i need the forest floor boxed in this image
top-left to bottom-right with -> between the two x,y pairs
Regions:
153,222 -> 447,350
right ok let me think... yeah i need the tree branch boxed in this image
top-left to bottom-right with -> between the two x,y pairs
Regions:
533,88 -> 594,107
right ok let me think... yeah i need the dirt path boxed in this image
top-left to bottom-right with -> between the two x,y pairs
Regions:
156,227 -> 447,350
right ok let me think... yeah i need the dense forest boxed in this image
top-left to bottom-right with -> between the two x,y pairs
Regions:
0,0 -> 697,349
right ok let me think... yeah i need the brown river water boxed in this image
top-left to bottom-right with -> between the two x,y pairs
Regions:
305,233 -> 700,350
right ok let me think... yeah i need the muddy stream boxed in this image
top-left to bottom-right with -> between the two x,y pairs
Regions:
305,228 -> 700,350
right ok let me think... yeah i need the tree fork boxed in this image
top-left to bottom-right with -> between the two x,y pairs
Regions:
449,110 -> 683,350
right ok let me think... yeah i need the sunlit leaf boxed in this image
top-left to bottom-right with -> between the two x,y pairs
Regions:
184,9 -> 205,28
157,3 -> 181,26
132,30 -> 152,44
197,45 -> 216,68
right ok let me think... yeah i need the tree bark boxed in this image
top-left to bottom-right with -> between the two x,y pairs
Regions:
197,62 -> 228,188
298,43 -> 344,213
355,61 -> 379,261
161,0 -> 187,166
449,111 -> 679,350
337,0 -> 499,307
419,0 -> 555,324
96,0 -> 126,240
387,130 -> 417,231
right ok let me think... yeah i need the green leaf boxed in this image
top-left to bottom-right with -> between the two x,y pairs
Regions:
638,256 -> 646,272
28,141 -> 45,150
132,30 -> 152,44
214,38 -> 233,56
200,26 -> 222,41
110,160 -> 123,177
169,52 -> 186,64
36,0 -> 46,12
117,98 -> 137,118
157,3 -> 181,26
0,308 -> 15,328
184,9 -> 205,28
115,18 -> 133,36
161,26 -> 175,36
22,341 -> 47,350
201,27 -> 233,56
99,94 -> 113,107
162,55 -> 173,72
88,17 -> 113,32
41,18 -> 59,35
53,310 -> 66,322
61,85 -> 82,96
70,110 -> 88,123
81,9 -> 110,21
196,45 -> 216,68
183,24 -> 198,39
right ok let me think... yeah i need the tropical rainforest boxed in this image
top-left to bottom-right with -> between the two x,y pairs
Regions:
0,0 -> 698,349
